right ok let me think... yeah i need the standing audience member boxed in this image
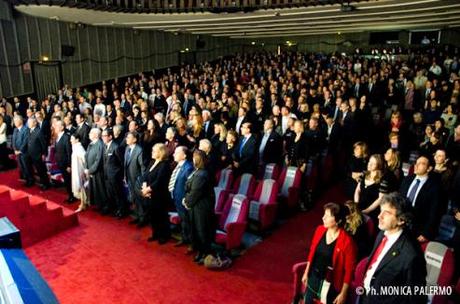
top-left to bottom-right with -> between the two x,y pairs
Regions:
71,134 -> 88,212
54,120 -> 76,203
169,146 -> 194,246
301,203 -> 356,304
360,192 -> 426,304
25,116 -> 50,189
84,128 -> 107,211
102,128 -> 126,217
124,132 -> 146,226
232,122 -> 257,176
183,150 -> 215,265
141,143 -> 172,244
12,115 -> 29,182
400,155 -> 440,242
0,115 -> 8,170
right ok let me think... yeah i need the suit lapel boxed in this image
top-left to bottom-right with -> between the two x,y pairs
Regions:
373,233 -> 405,275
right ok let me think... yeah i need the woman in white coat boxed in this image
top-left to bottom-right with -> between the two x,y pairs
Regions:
70,133 -> 88,212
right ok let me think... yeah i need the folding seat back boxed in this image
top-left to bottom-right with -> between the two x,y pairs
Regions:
249,179 -> 278,221
423,241 -> 455,304
214,187 -> 229,213
279,166 -> 302,198
262,163 -> 281,180
232,173 -> 256,197
216,168 -> 233,190
219,194 -> 249,232
363,214 -> 376,240
436,214 -> 456,242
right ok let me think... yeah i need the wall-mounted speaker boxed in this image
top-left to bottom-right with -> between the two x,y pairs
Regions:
61,45 -> 75,57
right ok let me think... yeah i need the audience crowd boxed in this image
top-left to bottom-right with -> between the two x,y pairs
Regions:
1,46 -> 460,302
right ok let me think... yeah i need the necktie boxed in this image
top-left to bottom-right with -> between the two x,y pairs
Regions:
125,147 -> 132,165
365,236 -> 388,277
239,137 -> 248,157
407,178 -> 420,206
168,164 -> 182,193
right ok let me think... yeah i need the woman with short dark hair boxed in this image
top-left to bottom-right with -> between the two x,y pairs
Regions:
301,203 -> 357,304
183,150 -> 215,264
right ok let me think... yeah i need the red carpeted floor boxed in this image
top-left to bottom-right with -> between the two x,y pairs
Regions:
1,170 -> 345,304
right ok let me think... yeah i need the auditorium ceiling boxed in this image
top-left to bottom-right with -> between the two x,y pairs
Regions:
14,0 -> 460,38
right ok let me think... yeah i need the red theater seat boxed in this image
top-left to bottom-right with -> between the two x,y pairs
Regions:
422,241 -> 455,304
231,173 -> 256,198
248,179 -> 279,230
261,163 -> 281,180
278,166 -> 302,209
215,168 -> 234,191
215,194 -> 249,250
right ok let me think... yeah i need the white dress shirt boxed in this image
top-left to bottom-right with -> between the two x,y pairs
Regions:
407,175 -> 428,206
364,229 -> 403,292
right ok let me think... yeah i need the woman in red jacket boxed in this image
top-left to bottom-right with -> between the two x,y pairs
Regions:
301,203 -> 357,304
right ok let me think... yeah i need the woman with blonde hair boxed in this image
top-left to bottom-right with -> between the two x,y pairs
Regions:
344,200 -> 372,259
140,143 -> 172,244
345,141 -> 369,198
354,154 -> 384,222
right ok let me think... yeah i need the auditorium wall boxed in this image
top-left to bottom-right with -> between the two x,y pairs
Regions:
0,1 -> 246,98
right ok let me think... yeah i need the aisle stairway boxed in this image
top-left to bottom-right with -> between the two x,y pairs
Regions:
0,185 -> 79,247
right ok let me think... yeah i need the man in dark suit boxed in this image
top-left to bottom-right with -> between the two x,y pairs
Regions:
84,128 -> 107,211
202,110 -> 214,139
102,128 -> 126,217
35,112 -> 51,146
233,122 -> 257,176
400,155 -> 440,242
258,118 -> 283,166
25,116 -> 50,190
54,120 -> 76,203
361,192 -> 426,304
169,146 -> 194,246
74,114 -> 90,149
124,131 -> 146,225
12,115 -> 29,182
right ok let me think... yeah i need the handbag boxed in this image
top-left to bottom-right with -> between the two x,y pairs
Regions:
204,254 -> 232,270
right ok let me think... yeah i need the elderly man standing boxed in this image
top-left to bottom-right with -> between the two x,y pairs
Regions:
26,116 -> 50,190
169,146 -> 194,246
84,128 -> 107,211
12,115 -> 29,183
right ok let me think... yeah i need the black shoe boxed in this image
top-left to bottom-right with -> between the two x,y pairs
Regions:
129,219 -> 139,225
25,181 -> 34,188
174,240 -> 186,247
116,212 -> 128,220
40,184 -> 50,191
136,221 -> 147,228
193,253 -> 203,262
100,208 -> 111,215
64,197 -> 77,204
158,238 -> 169,245
147,235 -> 159,242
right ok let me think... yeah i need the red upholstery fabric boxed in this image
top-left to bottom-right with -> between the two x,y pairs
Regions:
214,187 -> 230,213
422,241 -> 455,304
278,166 -> 302,209
232,173 -> 256,197
261,163 -> 281,180
215,168 -> 234,190
249,179 -> 279,230
216,194 -> 249,250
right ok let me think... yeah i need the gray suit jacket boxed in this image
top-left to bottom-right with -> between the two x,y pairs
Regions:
124,144 -> 145,185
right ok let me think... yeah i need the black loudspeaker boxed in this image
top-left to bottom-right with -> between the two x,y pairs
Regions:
61,45 -> 75,57
196,39 -> 206,49
0,217 -> 21,249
